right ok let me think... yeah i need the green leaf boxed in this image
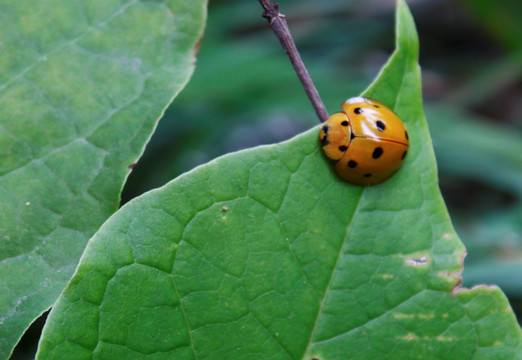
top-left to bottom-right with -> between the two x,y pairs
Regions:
0,0 -> 207,358
37,1 -> 522,359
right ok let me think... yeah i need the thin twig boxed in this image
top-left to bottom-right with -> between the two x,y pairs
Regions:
258,0 -> 329,122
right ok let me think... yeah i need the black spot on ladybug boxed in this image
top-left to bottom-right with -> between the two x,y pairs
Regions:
348,160 -> 357,168
341,120 -> 349,126
350,132 -> 355,140
405,130 -> 409,140
338,145 -> 347,152
322,125 -> 328,133
376,121 -> 386,131
363,173 -> 372,178
401,150 -> 408,160
354,107 -> 362,114
372,147 -> 383,159
320,135 -> 329,146
373,105 -> 380,108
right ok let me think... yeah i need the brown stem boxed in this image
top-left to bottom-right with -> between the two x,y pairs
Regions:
258,0 -> 329,122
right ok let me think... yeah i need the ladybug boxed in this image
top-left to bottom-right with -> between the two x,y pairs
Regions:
319,97 -> 409,185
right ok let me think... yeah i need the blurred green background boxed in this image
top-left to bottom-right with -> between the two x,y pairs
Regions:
11,0 -> 521,358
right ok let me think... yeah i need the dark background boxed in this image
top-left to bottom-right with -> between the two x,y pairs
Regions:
12,0 -> 521,358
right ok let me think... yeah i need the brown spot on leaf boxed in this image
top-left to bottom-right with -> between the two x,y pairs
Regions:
194,39 -> 202,56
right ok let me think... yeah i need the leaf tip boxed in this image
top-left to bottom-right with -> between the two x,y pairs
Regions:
395,0 -> 419,59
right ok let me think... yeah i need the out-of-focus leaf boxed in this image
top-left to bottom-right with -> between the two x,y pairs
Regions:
459,0 -> 522,52
465,260 -> 522,296
426,105 -> 522,196
0,0 -> 207,357
37,1 -> 521,359
454,208 -> 522,295
445,57 -> 521,107
426,104 -> 522,295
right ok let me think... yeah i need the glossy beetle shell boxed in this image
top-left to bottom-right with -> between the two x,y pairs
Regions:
319,97 -> 409,185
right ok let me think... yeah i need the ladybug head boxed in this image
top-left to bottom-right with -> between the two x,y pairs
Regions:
319,112 -> 352,160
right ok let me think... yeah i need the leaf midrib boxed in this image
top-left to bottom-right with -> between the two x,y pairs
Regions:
300,44 -> 411,357
300,188 -> 365,358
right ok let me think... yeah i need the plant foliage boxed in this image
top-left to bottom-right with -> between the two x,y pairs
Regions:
35,1 -> 521,359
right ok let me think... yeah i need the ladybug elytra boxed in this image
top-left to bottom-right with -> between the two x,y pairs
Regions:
319,97 -> 409,185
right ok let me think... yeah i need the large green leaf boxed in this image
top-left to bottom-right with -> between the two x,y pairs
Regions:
0,0 -> 207,358
37,1 -> 521,359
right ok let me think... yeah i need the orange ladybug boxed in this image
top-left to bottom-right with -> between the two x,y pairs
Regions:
319,97 -> 409,185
